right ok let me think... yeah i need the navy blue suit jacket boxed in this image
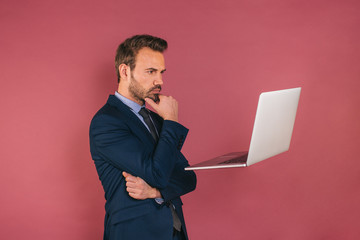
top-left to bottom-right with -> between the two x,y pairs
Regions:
89,95 -> 197,240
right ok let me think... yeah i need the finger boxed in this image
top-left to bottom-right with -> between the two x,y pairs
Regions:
126,181 -> 137,188
123,173 -> 137,183
145,97 -> 158,109
123,171 -> 137,178
122,171 -> 129,178
128,190 -> 144,200
129,192 -> 143,200
123,171 -> 136,178
126,186 -> 138,194
129,190 -> 146,200
127,176 -> 138,183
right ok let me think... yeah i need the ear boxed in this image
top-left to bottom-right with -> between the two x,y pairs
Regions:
119,64 -> 131,82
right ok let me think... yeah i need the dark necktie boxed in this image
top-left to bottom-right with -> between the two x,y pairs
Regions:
138,107 -> 159,142
138,107 -> 182,232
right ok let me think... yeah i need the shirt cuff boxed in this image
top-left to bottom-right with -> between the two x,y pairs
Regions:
155,198 -> 164,204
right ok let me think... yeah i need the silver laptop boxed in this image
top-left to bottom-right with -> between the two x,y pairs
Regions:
185,87 -> 301,170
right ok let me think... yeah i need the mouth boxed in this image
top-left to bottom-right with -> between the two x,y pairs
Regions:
146,87 -> 161,103
151,90 -> 160,94
149,86 -> 162,94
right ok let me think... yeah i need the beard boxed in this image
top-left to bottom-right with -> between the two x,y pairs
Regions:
128,74 -> 161,105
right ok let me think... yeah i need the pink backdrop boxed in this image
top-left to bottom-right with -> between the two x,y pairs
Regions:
1,0 -> 360,239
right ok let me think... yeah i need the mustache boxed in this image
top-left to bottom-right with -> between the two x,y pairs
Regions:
148,85 -> 162,92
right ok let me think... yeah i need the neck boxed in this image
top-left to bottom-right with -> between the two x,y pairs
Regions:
117,85 -> 145,106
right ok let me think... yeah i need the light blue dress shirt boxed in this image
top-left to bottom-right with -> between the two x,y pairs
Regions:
114,92 -> 159,135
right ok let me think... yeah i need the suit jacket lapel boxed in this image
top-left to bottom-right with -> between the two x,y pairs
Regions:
106,95 -> 156,147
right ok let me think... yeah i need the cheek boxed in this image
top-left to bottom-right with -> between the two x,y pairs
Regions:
137,75 -> 148,83
134,73 -> 154,88
144,78 -> 156,87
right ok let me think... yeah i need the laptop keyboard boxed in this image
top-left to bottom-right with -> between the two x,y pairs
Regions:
219,153 -> 248,164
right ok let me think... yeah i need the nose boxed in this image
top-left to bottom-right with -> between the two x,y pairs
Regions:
154,73 -> 163,86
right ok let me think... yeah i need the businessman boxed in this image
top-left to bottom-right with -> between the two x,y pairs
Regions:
89,35 -> 197,240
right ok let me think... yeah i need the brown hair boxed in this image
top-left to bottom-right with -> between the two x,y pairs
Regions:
115,34 -> 168,83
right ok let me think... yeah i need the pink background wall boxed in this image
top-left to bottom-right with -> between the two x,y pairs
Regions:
1,0 -> 359,239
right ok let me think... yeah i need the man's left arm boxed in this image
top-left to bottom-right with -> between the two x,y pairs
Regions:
158,152 -> 196,202
124,152 -> 196,200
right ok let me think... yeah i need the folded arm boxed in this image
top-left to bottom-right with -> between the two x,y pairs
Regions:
123,171 -> 162,200
123,153 -> 197,201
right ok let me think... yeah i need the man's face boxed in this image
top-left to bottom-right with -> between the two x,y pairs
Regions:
128,47 -> 166,105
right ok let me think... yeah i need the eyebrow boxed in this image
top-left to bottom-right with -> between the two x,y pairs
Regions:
146,68 -> 167,73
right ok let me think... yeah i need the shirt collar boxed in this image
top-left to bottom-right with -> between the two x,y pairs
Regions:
114,91 -> 145,113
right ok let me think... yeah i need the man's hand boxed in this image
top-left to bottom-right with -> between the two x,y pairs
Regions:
145,95 -> 178,122
123,172 -> 162,200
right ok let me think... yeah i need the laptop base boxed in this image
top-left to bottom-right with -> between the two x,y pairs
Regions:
185,152 -> 248,170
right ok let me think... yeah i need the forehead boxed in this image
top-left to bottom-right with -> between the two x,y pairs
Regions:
135,47 -> 165,69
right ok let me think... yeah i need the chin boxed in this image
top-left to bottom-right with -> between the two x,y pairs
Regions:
153,94 -> 160,103
147,94 -> 159,103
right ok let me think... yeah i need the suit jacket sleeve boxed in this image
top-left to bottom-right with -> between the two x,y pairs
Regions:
148,110 -> 196,201
90,112 -> 188,189
159,152 -> 197,202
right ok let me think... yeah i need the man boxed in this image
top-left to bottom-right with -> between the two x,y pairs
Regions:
89,34 -> 197,240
